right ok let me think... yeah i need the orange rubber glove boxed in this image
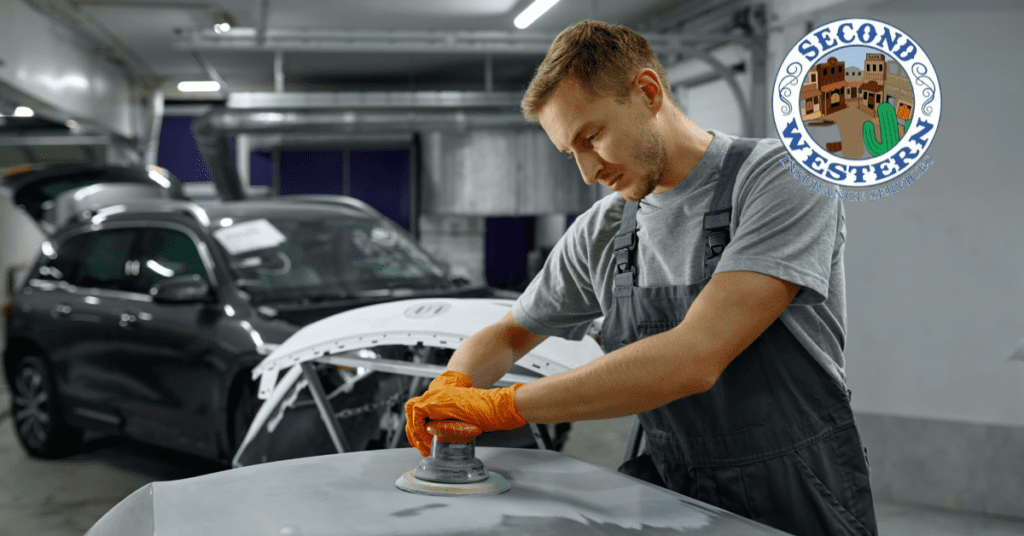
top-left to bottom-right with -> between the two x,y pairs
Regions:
405,383 -> 526,457
427,370 -> 473,391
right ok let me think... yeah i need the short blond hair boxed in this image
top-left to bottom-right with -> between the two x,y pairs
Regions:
521,20 -> 672,123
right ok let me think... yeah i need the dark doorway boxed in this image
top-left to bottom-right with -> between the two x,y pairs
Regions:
485,217 -> 534,291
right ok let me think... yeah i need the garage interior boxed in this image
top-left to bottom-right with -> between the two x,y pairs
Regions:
1,0 -> 1023,534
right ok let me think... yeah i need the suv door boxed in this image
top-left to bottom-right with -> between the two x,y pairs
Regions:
111,225 -> 222,458
26,228 -> 140,430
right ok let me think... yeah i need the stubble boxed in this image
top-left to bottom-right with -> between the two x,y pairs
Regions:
629,118 -> 666,202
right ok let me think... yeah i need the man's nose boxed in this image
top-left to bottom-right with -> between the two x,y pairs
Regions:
576,153 -> 601,185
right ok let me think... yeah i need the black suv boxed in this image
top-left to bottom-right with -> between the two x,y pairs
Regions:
3,194 -> 514,463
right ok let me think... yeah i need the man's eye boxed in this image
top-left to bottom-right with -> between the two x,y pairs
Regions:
586,132 -> 598,142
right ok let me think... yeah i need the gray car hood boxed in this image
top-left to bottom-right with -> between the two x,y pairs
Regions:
87,448 -> 788,536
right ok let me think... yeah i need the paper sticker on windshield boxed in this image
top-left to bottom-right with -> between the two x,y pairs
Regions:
213,219 -> 287,255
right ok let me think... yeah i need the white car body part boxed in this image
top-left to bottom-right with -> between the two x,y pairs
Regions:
250,298 -> 603,398
235,298 -> 605,467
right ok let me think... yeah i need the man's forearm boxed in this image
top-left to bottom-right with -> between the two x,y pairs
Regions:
512,271 -> 800,424
513,327 -> 718,423
446,323 -> 519,388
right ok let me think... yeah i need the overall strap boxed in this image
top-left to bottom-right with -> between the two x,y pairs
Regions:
703,138 -> 759,278
612,199 -> 640,298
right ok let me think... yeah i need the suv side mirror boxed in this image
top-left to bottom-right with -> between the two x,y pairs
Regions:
151,274 -> 214,304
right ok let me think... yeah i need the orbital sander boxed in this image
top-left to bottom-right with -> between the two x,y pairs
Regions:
395,420 -> 511,496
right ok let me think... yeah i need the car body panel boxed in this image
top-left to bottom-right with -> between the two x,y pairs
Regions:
109,297 -> 224,458
87,448 -> 790,536
234,297 -> 604,467
250,297 -> 604,400
22,284 -> 123,425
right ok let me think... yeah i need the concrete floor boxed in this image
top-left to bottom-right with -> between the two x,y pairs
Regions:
2,380 -> 1024,536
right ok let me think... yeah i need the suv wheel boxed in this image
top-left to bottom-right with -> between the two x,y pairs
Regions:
10,355 -> 83,458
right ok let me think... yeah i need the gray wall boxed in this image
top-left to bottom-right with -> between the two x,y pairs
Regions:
754,0 -> 1024,518
0,194 -> 47,346
829,0 -> 1024,432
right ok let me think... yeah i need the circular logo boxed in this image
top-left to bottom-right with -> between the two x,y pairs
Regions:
403,301 -> 452,319
772,18 -> 941,196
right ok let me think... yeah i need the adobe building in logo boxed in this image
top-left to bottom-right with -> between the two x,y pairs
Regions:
773,18 -> 941,201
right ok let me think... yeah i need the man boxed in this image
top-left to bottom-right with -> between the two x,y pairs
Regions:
406,20 -> 876,536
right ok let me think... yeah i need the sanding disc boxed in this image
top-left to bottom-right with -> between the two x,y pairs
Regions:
395,469 -> 511,496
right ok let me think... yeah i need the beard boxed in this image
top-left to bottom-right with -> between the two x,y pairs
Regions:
626,117 -> 666,202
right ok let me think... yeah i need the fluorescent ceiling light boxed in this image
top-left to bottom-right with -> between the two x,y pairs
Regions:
177,81 -> 221,92
514,0 -> 560,29
13,106 -> 34,118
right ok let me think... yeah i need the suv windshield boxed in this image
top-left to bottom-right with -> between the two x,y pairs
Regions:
211,213 -> 450,302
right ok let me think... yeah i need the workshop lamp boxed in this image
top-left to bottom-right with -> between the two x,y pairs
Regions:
514,0 -> 561,29
212,10 -> 235,34
0,106 -> 35,118
177,81 -> 221,92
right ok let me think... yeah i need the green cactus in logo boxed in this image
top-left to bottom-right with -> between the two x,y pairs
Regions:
863,103 -> 901,157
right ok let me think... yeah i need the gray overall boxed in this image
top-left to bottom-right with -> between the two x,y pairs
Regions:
603,139 -> 878,536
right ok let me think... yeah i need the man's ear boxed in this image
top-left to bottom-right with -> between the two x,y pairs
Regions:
634,69 -> 664,114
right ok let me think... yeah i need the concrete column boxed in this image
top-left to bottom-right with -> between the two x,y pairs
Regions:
236,134 -> 254,195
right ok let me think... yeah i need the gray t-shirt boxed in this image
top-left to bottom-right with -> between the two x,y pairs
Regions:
511,131 -> 849,389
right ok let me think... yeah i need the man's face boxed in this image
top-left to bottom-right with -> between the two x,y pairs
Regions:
537,77 -> 666,202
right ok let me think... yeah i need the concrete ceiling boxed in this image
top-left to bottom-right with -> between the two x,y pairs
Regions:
61,0 -> 750,98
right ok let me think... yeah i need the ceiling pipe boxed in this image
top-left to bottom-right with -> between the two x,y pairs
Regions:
190,109 -> 244,200
190,51 -> 229,92
194,108 -> 529,135
173,28 -> 748,55
273,52 -> 285,93
144,91 -> 165,167
225,91 -> 524,111
256,0 -> 271,46
484,55 -> 494,93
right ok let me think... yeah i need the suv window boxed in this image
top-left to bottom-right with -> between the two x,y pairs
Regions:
35,233 -> 89,284
131,228 -> 208,294
74,229 -> 137,291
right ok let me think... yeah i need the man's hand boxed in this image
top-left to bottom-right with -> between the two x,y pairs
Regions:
405,384 -> 526,457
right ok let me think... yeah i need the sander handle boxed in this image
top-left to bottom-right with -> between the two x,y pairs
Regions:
426,419 -> 482,444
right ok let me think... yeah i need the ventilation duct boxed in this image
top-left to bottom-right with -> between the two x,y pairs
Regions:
421,128 -> 599,216
191,107 -> 603,214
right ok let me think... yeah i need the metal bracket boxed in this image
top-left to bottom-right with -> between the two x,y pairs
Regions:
529,422 -> 553,450
300,362 -> 352,454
